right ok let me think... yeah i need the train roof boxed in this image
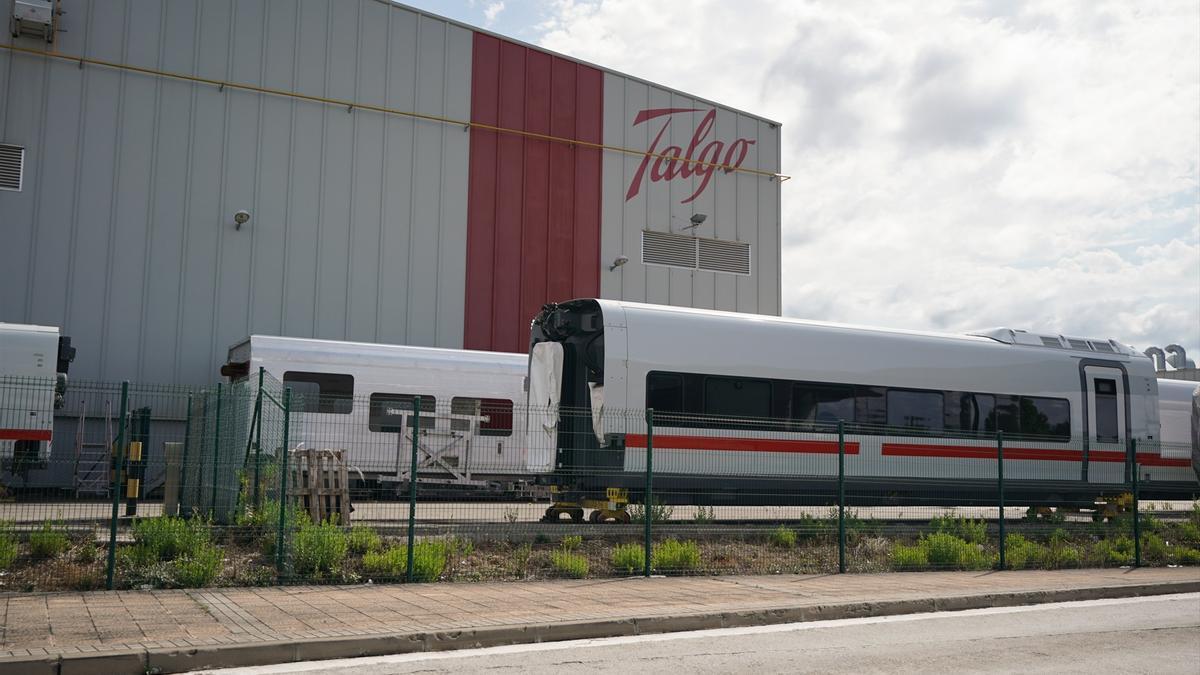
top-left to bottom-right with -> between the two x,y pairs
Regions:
0,323 -> 59,335
589,299 -> 1141,359
229,335 -> 526,371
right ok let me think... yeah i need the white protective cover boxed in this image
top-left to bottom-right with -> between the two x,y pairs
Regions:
527,342 -> 564,472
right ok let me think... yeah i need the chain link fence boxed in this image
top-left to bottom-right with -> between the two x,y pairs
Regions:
1,376 -> 1197,591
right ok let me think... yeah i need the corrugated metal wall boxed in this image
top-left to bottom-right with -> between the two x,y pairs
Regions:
599,74 -> 782,315
0,0 -> 473,384
463,33 -> 603,354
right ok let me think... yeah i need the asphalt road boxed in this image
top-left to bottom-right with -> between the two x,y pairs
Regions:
198,593 -> 1200,674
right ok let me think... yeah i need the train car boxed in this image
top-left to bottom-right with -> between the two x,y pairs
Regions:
221,336 -> 549,490
0,322 -> 75,468
1157,378 -> 1200,480
528,299 -> 1199,507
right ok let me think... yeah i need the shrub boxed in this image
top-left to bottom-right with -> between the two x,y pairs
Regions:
347,525 -> 382,555
1003,534 -> 1045,570
28,523 -> 71,558
610,543 -> 645,574
892,543 -> 927,570
795,512 -> 834,540
1176,547 -> 1200,565
362,542 -> 447,582
652,539 -> 701,572
1140,532 -> 1169,563
561,535 -> 582,552
550,550 -> 589,578
768,525 -> 797,549
1092,536 -> 1134,567
1040,531 -> 1082,569
922,532 -> 988,570
293,520 -> 348,577
1175,520 -> 1200,546
693,506 -> 716,524
931,514 -> 987,545
132,516 -> 209,560
75,542 -> 99,565
173,544 -> 223,587
629,499 -> 674,524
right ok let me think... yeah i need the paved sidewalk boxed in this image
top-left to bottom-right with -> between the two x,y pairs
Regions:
2,567 -> 1197,674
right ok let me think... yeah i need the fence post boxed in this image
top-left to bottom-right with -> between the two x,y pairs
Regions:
274,387 -> 292,576
210,382 -> 222,518
837,420 -> 845,574
644,408 -> 655,578
105,381 -> 129,591
1131,438 -> 1140,568
253,367 -> 265,509
407,397 -> 421,582
180,392 -> 193,511
997,431 -> 1006,570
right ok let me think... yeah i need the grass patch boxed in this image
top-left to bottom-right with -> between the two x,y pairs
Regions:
930,514 -> 987,545
1003,534 -> 1045,569
560,535 -> 582,552
768,525 -> 797,549
347,525 -> 382,555
0,522 -> 16,570
652,539 -> 701,572
362,541 -> 447,582
610,543 -> 645,574
173,544 -> 223,587
550,550 -> 589,578
293,520 -> 348,577
132,516 -> 209,560
28,522 -> 71,558
892,543 -> 928,570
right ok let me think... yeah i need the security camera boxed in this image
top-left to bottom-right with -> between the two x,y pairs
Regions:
234,210 -> 251,229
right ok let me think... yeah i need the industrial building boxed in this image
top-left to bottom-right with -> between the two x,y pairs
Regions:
0,0 -> 782,385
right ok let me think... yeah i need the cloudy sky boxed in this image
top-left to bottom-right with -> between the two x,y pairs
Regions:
403,0 -> 1200,362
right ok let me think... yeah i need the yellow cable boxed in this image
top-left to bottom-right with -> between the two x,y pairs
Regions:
1,42 -> 790,183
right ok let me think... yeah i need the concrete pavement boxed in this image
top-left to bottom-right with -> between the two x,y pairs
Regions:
1,567 -> 1198,674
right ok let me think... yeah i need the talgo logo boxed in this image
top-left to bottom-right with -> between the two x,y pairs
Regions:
625,108 -> 755,204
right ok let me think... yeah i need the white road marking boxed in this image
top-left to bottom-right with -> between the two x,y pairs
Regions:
198,593 -> 1200,674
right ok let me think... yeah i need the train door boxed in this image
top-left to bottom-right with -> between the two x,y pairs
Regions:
1082,364 -> 1126,483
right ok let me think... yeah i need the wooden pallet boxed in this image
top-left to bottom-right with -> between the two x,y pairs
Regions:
288,448 -> 351,525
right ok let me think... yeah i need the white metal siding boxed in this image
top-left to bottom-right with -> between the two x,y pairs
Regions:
0,0 -> 473,384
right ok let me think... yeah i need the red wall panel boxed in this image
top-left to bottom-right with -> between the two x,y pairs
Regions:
464,33 -> 603,353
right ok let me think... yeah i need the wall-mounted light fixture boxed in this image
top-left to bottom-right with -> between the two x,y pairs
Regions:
679,213 -> 707,232
233,210 -> 251,230
609,255 -> 629,271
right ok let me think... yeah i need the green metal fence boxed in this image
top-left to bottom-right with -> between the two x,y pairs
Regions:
0,376 -> 1197,592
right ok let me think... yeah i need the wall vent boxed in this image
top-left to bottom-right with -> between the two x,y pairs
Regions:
641,230 -> 751,276
0,144 -> 24,192
1040,336 -> 1064,348
698,237 -> 751,275
1067,338 -> 1091,351
1090,341 -> 1116,353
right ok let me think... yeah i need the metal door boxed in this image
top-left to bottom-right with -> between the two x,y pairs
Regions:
1082,365 -> 1126,483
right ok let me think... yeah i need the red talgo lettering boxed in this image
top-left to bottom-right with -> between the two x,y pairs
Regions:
625,108 -> 756,204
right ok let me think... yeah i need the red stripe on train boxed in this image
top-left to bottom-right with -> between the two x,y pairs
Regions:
882,443 -> 1191,468
624,434 -> 860,455
0,429 -> 52,442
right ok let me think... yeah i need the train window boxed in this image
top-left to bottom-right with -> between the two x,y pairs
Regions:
1020,397 -> 1071,441
368,393 -> 435,432
451,397 -> 513,437
945,393 -> 995,435
886,390 -> 944,432
988,395 -> 1020,435
1094,379 -> 1119,443
704,376 -> 771,420
646,372 -> 686,416
791,383 -> 855,427
283,371 -> 353,414
854,386 -> 887,431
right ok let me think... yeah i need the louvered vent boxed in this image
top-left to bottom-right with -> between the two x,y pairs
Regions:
642,230 -> 698,269
1090,341 -> 1115,353
698,237 -> 751,275
1040,336 -> 1064,348
1067,338 -> 1091,351
0,144 -> 24,192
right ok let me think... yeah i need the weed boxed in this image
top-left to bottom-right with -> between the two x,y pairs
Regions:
1140,532 -> 1169,563
293,520 -> 348,577
74,542 -> 99,565
550,550 -> 589,578
1176,548 -> 1200,565
892,543 -> 927,570
503,507 -> 519,524
794,513 -> 834,540
629,499 -> 674,524
1091,536 -> 1134,567
0,526 -> 16,569
1003,534 -> 1045,570
652,539 -> 701,572
173,544 -> 223,587
692,506 -> 716,524
347,525 -> 382,555
561,535 -> 583,552
509,543 -> 533,578
768,525 -> 796,549
28,522 -> 70,558
362,542 -> 447,582
930,514 -> 987,545
610,543 -> 645,574
132,516 -> 209,560
922,532 -> 988,570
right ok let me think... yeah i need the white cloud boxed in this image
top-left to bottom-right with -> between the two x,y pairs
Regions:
483,1 -> 506,26
536,0 -> 1200,357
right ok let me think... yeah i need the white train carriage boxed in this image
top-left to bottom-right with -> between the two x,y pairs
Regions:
222,336 -> 550,489
528,299 -> 1200,506
0,322 -> 74,467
